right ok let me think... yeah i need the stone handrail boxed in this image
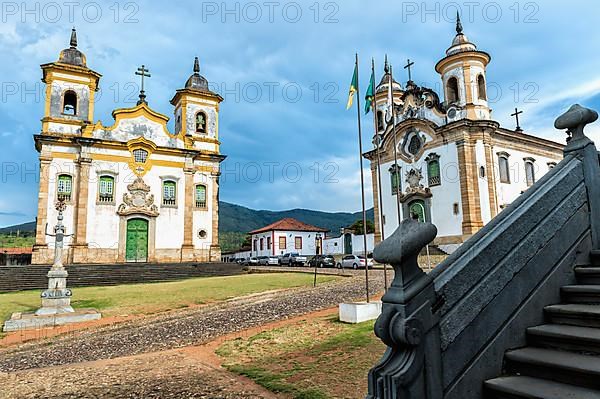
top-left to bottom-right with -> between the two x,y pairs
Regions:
366,104 -> 600,399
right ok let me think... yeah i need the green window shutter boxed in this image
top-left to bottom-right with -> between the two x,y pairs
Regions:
99,176 -> 114,195
163,181 -> 176,205
57,175 -> 72,194
195,185 -> 207,208
390,167 -> 401,195
428,160 -> 441,186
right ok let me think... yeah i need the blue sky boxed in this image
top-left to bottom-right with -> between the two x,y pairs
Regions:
1,0 -> 600,227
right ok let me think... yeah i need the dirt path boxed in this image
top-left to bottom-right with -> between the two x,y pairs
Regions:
0,307 -> 343,399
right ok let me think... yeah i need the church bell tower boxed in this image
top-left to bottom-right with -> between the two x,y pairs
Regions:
40,28 -> 101,135
435,14 -> 491,120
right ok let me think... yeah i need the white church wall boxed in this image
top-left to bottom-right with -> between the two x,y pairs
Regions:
192,173 -> 214,250
492,145 -> 557,209
475,140 -> 492,223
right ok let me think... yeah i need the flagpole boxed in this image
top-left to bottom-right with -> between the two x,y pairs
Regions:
389,64 -> 402,224
354,53 -> 370,303
371,58 -> 388,292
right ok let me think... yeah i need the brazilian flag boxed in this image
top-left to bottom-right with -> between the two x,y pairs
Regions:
346,63 -> 358,110
365,68 -> 375,114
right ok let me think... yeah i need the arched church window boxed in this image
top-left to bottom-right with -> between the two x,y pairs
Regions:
524,159 -> 536,187
195,184 -> 207,208
446,77 -> 459,104
477,75 -> 487,100
408,135 -> 422,155
98,176 -> 115,203
376,110 -> 384,132
62,90 -> 77,116
498,153 -> 511,184
195,111 -> 207,134
57,174 -> 72,202
133,149 -> 148,164
389,164 -> 401,195
479,166 -> 486,178
162,180 -> 176,206
426,153 -> 441,186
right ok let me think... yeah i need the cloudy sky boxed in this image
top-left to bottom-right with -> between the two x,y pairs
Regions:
1,0 -> 600,227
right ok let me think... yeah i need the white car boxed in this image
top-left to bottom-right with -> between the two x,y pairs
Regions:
267,256 -> 280,265
337,254 -> 373,269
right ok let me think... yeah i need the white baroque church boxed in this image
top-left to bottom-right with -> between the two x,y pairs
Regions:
365,17 -> 563,253
32,29 -> 224,264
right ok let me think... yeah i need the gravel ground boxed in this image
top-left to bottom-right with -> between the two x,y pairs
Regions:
0,347 -> 279,399
0,270 -> 386,373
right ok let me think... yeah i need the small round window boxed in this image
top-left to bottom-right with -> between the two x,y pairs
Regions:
198,229 -> 207,239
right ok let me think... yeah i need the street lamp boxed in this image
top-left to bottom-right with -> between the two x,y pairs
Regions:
313,233 -> 322,287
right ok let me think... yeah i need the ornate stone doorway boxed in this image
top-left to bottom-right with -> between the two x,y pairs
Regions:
125,218 -> 148,262
408,200 -> 426,222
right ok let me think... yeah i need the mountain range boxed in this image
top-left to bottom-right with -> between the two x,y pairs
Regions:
0,202 -> 374,236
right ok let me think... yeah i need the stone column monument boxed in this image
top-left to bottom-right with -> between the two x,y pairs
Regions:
3,201 -> 101,332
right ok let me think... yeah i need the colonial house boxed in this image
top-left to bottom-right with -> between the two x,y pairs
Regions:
323,228 -> 375,256
249,218 -> 328,257
364,17 -> 563,253
32,29 -> 225,264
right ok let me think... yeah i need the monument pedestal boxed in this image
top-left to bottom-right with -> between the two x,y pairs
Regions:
339,301 -> 382,324
2,265 -> 101,332
3,309 -> 101,332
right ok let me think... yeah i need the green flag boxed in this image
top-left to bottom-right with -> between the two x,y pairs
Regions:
346,63 -> 358,110
365,68 -> 375,114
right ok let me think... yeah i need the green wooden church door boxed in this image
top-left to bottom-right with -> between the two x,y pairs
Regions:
409,200 -> 426,222
126,219 -> 148,262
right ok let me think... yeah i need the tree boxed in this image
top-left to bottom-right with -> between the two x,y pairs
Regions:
348,219 -> 375,235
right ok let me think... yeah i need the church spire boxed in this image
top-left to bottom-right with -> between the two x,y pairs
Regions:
70,27 -> 77,48
384,54 -> 389,74
456,12 -> 463,35
193,56 -> 200,74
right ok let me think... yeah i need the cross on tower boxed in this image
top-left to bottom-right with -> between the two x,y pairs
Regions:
511,107 -> 524,132
135,65 -> 151,105
404,59 -> 415,82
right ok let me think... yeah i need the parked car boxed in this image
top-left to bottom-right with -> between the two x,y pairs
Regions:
267,256 -> 280,265
279,252 -> 307,266
257,256 -> 269,265
308,255 -> 336,268
243,257 -> 259,266
337,254 -> 373,269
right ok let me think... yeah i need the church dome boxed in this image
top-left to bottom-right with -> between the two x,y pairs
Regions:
58,28 -> 86,67
376,56 -> 403,94
185,57 -> 209,91
445,14 -> 478,56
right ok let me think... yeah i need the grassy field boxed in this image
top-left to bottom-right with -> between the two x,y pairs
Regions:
217,314 -> 385,399
0,273 -> 339,326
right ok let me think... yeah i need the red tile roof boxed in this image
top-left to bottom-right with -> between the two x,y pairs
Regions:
1,247 -> 33,255
249,218 -> 328,235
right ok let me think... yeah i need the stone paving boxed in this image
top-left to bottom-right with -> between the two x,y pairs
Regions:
0,269 -> 386,373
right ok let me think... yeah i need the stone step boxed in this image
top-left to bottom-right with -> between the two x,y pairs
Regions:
545,304 -> 600,328
527,324 -> 600,354
0,263 -> 245,292
505,347 -> 600,390
576,267 -> 600,285
484,376 -> 600,399
591,250 -> 600,266
562,285 -> 600,304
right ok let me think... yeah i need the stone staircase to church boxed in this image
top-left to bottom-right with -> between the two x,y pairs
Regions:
484,250 -> 600,398
0,262 -> 245,292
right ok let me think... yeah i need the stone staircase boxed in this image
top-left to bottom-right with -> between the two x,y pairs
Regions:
484,250 -> 600,398
0,262 -> 245,292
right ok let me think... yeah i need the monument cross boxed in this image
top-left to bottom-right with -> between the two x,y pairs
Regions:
511,107 -> 524,132
404,59 -> 415,82
135,64 -> 151,105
